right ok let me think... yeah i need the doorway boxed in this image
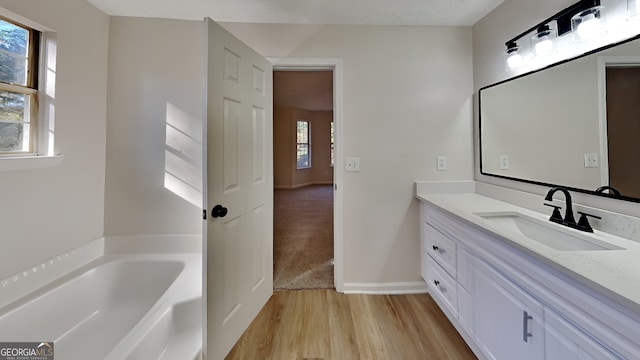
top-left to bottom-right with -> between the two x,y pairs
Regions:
605,66 -> 640,198
271,59 -> 344,292
273,70 -> 334,289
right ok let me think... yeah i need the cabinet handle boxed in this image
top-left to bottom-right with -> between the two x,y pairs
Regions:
522,311 -> 533,343
432,245 -> 439,251
433,280 -> 440,286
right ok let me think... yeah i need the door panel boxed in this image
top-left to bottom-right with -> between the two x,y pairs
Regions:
252,106 -> 266,183
204,18 -> 273,360
472,259 -> 544,360
223,98 -> 241,192
251,205 -> 265,290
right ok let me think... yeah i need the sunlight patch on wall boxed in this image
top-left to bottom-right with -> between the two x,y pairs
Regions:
164,102 -> 202,207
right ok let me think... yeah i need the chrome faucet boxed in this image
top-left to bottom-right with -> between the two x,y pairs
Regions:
544,186 -> 576,227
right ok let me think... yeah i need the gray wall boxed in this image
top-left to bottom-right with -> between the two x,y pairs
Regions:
104,17 -> 204,236
222,23 -> 475,285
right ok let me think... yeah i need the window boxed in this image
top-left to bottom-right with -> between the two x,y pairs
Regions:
0,17 -> 39,155
296,119 -> 310,169
330,121 -> 335,166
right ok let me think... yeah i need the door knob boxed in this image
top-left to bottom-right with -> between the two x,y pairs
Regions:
211,205 -> 228,218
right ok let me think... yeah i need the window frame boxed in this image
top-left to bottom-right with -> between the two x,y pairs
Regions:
296,119 -> 311,169
0,15 -> 40,156
330,121 -> 335,167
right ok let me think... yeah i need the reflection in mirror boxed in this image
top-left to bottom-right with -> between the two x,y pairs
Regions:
480,35 -> 640,202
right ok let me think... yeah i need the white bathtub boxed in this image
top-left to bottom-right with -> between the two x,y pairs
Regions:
0,251 -> 202,360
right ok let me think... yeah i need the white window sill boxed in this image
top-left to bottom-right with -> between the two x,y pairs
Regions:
0,155 -> 64,172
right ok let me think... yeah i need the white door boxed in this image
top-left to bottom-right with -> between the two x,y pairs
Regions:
203,18 -> 273,360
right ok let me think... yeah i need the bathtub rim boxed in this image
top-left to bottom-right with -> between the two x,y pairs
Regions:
0,235 -> 203,360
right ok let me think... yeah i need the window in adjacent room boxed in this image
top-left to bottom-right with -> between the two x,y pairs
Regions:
0,16 -> 39,155
330,121 -> 334,166
296,119 -> 310,169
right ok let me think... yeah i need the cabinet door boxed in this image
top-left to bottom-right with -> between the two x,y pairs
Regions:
472,259 -> 544,360
545,308 -> 621,360
423,223 -> 457,277
426,256 -> 458,317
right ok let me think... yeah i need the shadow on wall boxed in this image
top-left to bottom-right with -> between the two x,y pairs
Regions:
163,102 -> 202,207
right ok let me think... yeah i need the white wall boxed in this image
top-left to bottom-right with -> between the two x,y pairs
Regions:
104,17 -> 204,236
473,0 -> 640,218
222,23 -> 474,284
0,0 -> 109,279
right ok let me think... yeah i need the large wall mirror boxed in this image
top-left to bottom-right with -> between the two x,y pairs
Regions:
480,34 -> 640,203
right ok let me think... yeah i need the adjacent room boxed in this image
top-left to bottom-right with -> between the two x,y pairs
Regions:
273,70 -> 335,291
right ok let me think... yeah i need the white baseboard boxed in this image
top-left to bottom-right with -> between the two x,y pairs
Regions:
275,181 -> 333,190
342,281 -> 428,294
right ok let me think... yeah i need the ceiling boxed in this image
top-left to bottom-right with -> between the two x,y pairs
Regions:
86,0 -> 504,26
274,71 -> 333,112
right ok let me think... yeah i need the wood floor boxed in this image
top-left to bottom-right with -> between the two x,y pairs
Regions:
226,290 -> 476,360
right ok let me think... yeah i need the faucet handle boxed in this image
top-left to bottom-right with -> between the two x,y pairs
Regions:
544,203 -> 563,224
576,212 -> 602,233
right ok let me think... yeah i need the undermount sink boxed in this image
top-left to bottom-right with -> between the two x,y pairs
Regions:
473,211 -> 624,252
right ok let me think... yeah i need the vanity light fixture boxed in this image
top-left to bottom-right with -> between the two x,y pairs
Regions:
504,0 -> 605,70
505,41 -> 527,69
531,25 -> 557,57
571,5 -> 606,40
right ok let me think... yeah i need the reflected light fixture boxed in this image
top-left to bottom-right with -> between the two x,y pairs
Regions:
531,25 -> 557,57
628,0 -> 640,21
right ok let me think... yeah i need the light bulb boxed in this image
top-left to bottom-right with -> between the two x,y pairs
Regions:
507,52 -> 524,69
577,13 -> 602,39
534,37 -> 554,56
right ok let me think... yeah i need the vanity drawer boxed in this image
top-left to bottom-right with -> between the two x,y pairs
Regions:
423,222 -> 457,278
426,257 -> 458,317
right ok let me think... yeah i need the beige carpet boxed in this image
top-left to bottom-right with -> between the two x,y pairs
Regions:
274,184 -> 334,290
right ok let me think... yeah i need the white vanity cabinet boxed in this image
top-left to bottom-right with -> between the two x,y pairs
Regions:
544,308 -> 619,360
472,259 -> 544,360
419,200 -> 637,360
421,221 -> 458,317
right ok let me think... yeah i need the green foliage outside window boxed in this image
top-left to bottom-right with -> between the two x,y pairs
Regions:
0,18 -> 35,153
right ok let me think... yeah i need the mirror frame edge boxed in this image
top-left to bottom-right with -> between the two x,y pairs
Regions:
478,32 -> 640,204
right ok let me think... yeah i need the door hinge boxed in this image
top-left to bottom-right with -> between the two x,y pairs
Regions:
202,209 -> 207,220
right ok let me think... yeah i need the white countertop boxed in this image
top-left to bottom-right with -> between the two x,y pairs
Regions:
416,192 -> 640,314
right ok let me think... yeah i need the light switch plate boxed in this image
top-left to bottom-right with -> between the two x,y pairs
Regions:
437,156 -> 446,171
584,153 -> 598,168
345,157 -> 360,172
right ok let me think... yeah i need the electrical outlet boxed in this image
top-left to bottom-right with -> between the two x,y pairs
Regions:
584,153 -> 598,168
437,156 -> 446,171
499,155 -> 509,170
